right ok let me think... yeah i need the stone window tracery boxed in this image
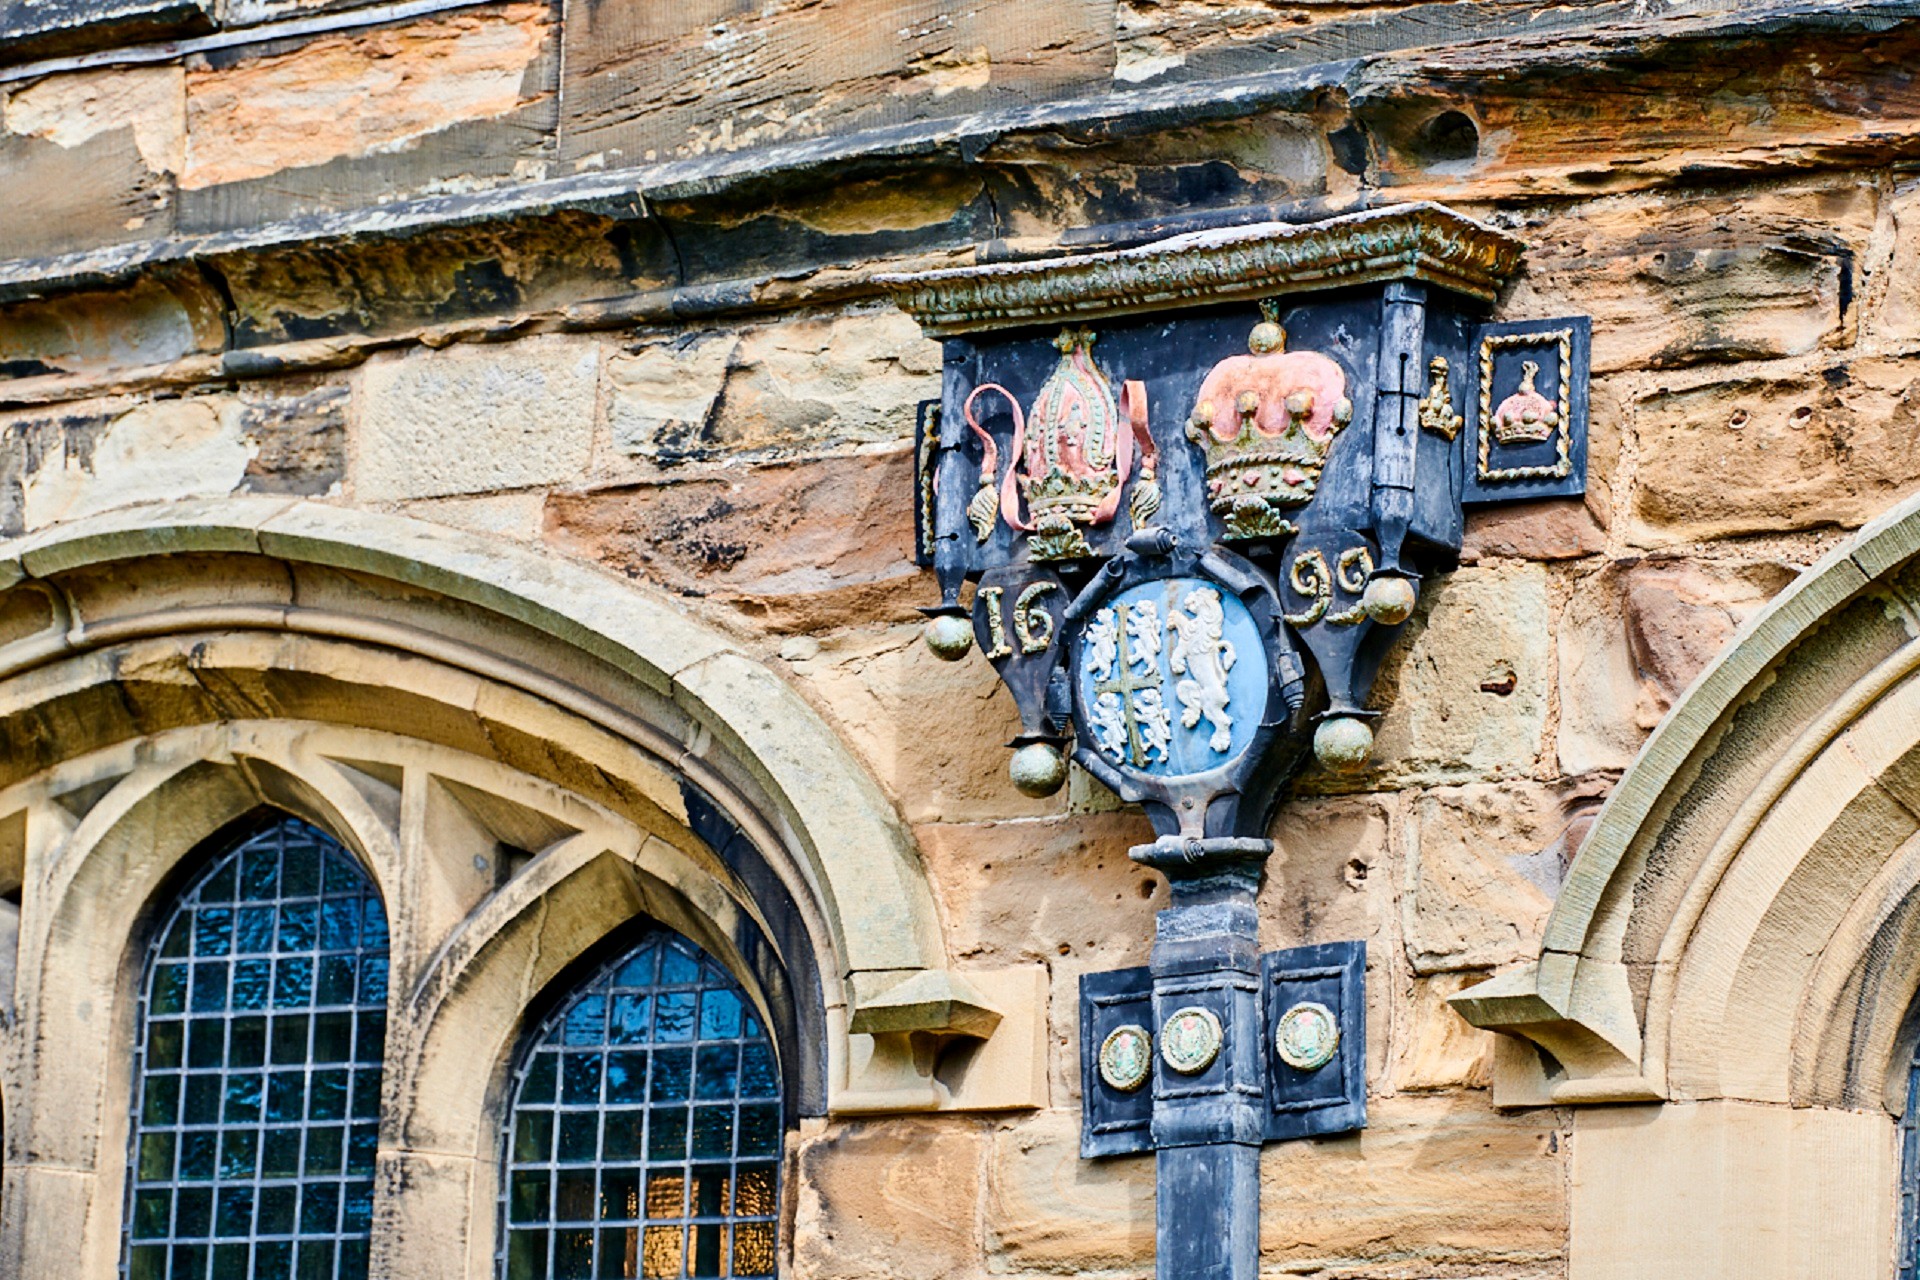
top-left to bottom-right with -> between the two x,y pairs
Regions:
498,927 -> 782,1280
121,816 -> 390,1280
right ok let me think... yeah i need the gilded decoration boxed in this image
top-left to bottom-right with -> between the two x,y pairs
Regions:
1274,1001 -> 1341,1072
1417,356 -> 1463,441
964,329 -> 1147,561
1099,1024 -> 1153,1092
878,203 -> 1527,337
1478,328 -> 1574,483
1160,1006 -> 1224,1075
1186,309 -> 1354,541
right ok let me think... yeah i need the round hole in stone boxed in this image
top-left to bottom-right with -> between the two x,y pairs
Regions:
1411,110 -> 1479,165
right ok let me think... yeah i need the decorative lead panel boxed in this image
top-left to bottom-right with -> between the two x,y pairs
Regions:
498,929 -> 781,1280
121,818 -> 390,1280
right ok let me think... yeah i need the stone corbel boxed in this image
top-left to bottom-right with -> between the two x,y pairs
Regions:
1448,952 -> 1662,1106
835,966 -> 1047,1114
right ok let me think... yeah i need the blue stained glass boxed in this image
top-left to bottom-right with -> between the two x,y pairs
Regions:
609,994 -> 650,1044
497,931 -> 782,1279
194,908 -> 233,957
563,996 -> 607,1045
232,958 -> 272,1010
660,949 -> 699,985
122,818 -> 389,1280
655,992 -> 696,1042
738,1045 -> 776,1099
699,991 -> 742,1040
319,899 -> 359,951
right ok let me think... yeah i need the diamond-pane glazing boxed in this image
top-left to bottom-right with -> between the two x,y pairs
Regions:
122,819 -> 389,1280
498,931 -> 782,1279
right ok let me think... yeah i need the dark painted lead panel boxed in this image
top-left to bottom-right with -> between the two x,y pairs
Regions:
1080,965 -> 1154,1158
1261,941 -> 1366,1141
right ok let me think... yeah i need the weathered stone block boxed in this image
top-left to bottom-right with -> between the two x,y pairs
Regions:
987,1109 -> 1154,1275
1403,783 -> 1563,974
793,1119 -> 988,1280
1557,557 -> 1793,775
1876,178 -> 1920,345
606,333 -> 735,462
558,0 -> 1111,166
1260,1092 -> 1567,1272
238,383 -> 349,497
791,625 -> 1068,825
1628,358 -> 1920,545
16,396 -> 253,531
913,813 -> 1158,964
1390,971 -> 1496,1092
1362,562 -> 1551,786
1572,1102 -> 1891,1280
179,4 -> 553,193
986,1096 -> 1566,1277
543,447 -> 925,633
356,335 -> 598,501
605,311 -> 937,468
1460,497 -> 1606,563
0,269 -> 221,383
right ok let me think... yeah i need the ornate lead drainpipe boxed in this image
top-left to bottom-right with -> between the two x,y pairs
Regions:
883,202 -> 1590,1280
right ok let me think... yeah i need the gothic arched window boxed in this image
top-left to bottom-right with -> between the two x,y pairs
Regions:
122,818 -> 390,1280
499,928 -> 781,1280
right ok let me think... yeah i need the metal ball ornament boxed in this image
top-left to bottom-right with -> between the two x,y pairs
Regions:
1009,742 -> 1069,797
1313,717 -> 1374,775
1361,575 -> 1417,626
923,614 -> 975,661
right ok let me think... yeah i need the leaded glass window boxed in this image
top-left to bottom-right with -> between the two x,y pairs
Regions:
122,818 -> 390,1280
499,929 -> 782,1280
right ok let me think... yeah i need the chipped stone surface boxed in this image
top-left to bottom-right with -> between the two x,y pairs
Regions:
793,1119 -> 987,1280
356,335 -> 598,502
17,396 -> 253,530
236,382 -> 347,497
1505,183 -> 1872,374
1558,557 -> 1793,774
4,64 -> 185,175
1877,178 -> 1920,346
1629,358 -> 1920,545
179,4 -> 552,191
1460,497 -> 1606,563
606,332 -> 734,462
1364,563 -> 1552,786
1403,783 -> 1564,974
543,447 -> 924,633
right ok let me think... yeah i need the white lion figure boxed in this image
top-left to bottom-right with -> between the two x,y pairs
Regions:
1167,587 -> 1237,752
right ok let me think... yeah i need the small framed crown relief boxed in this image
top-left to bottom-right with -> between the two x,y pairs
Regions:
1463,316 -> 1591,504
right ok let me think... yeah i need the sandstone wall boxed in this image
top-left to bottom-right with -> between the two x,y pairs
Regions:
4,1 -> 1920,1277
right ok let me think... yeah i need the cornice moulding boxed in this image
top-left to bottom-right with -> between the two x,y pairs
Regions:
878,202 -> 1526,337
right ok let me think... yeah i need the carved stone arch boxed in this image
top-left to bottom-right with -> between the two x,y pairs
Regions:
1449,497 -> 1920,1277
2,729 -> 406,1277
1453,497 -> 1920,1113
0,498 -> 1009,1280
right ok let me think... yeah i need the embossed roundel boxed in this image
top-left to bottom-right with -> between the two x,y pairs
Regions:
1160,1006 -> 1224,1075
1099,1025 -> 1153,1092
1274,1001 -> 1341,1072
1076,577 -> 1267,778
